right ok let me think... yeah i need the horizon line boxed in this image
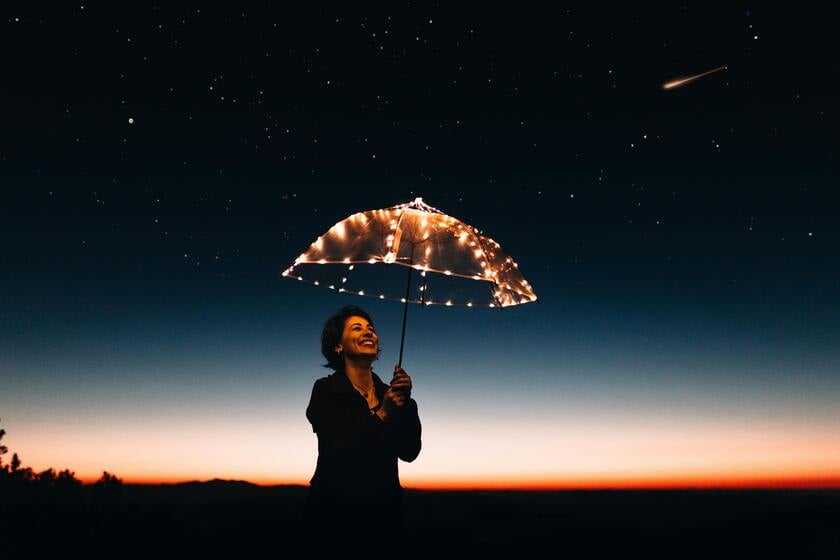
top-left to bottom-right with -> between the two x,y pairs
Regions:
82,476 -> 840,491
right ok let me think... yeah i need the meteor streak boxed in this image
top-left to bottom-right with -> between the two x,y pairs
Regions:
663,65 -> 727,90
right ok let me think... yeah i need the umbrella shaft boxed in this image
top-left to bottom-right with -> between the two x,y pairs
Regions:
398,265 -> 412,368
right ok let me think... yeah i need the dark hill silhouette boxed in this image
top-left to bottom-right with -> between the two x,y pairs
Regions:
2,482 -> 839,557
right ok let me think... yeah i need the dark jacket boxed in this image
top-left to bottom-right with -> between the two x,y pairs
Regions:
305,368 -> 422,503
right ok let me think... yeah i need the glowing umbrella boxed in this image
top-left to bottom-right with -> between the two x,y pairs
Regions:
282,197 -> 537,366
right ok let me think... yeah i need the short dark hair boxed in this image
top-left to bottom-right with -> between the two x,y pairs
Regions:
321,305 -> 379,370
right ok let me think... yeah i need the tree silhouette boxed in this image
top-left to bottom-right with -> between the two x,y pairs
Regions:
0,417 -> 114,489
0,419 -> 8,473
95,471 -> 123,487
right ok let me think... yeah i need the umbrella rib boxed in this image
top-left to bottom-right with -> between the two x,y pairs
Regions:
470,228 -> 503,308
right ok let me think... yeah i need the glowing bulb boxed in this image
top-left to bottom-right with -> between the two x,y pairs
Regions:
379,295 -> 385,299
319,259 -> 327,264
358,291 -> 364,295
368,258 -> 376,264
446,300 -> 452,306
467,302 -> 473,307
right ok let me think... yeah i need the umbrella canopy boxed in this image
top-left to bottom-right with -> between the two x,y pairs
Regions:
283,197 -> 537,366
283,197 -> 537,308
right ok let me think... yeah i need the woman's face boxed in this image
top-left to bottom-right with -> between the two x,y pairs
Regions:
336,315 -> 379,360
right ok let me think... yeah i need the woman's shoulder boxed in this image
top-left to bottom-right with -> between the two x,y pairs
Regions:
312,371 -> 346,392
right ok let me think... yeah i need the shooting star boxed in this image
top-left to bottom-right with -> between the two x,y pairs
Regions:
663,65 -> 727,90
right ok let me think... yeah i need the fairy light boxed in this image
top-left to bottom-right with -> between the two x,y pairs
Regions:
343,257 -> 351,264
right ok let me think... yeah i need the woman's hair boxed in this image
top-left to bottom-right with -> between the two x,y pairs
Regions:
321,305 -> 379,370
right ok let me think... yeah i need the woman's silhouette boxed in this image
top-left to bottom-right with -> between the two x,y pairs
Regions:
304,305 -> 422,538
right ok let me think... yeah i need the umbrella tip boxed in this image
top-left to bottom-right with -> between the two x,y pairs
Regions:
414,197 -> 423,204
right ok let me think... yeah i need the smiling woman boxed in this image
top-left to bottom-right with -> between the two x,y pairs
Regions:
304,305 -> 422,543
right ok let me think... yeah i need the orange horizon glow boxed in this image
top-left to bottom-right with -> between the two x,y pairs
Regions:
11,408 -> 840,494
87,473 -> 840,490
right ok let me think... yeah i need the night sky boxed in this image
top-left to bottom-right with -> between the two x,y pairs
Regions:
2,4 -> 838,487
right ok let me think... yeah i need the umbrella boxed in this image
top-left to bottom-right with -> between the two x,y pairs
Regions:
282,197 -> 537,366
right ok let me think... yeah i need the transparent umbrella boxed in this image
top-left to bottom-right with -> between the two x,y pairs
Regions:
283,197 -> 537,366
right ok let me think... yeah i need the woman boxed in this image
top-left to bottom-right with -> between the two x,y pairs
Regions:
304,305 -> 422,534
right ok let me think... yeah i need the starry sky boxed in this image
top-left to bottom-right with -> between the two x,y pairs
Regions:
2,4 -> 839,488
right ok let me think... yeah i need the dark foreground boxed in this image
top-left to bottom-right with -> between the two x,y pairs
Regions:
2,482 -> 839,558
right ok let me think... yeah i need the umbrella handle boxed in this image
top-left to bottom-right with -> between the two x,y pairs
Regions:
397,265 -> 412,368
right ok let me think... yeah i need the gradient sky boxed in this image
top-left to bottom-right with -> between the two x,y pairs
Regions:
1,5 -> 838,488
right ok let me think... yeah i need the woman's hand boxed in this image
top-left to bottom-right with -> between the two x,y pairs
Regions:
380,366 -> 412,418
